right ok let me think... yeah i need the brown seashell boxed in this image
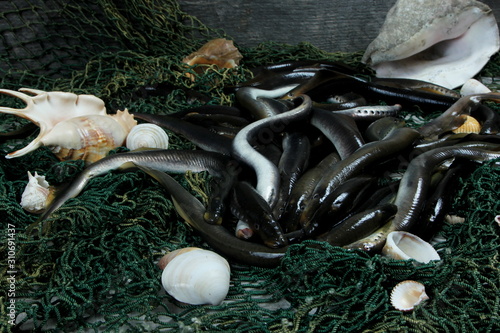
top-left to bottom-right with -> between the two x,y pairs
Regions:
182,38 -> 243,80
390,280 -> 429,311
452,115 -> 481,134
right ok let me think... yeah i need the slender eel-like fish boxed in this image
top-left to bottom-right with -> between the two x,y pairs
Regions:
38,149 -> 234,221
273,131 -> 311,220
132,113 -> 234,155
138,166 -> 288,267
309,108 -> 365,159
230,181 -> 288,248
346,145 -> 500,252
235,85 -> 298,119
417,93 -> 500,140
297,126 -> 421,228
232,95 -> 312,207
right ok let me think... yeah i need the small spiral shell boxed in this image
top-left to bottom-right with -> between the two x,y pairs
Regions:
126,123 -> 169,151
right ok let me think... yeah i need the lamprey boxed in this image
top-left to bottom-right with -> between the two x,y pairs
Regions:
232,94 -> 312,207
346,145 -> 500,252
132,113 -> 233,155
297,127 -> 421,228
138,166 -> 288,267
39,149 -> 234,221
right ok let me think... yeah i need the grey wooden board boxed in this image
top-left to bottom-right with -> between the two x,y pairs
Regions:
179,0 -> 500,53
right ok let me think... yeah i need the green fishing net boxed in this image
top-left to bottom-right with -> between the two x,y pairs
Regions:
0,0 -> 499,332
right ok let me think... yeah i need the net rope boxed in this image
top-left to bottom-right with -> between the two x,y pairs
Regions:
0,0 -> 499,332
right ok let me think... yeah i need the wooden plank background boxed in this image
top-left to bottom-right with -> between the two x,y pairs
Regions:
179,0 -> 500,53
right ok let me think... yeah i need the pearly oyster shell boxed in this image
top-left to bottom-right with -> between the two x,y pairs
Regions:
382,231 -> 440,263
160,247 -> 230,305
390,280 -> 429,311
362,0 -> 500,89
20,171 -> 54,214
0,89 -> 137,164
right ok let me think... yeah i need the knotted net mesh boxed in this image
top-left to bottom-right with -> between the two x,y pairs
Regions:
0,0 -> 499,332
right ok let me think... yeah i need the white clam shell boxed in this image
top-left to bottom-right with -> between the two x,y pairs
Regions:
160,247 -> 230,305
0,89 -> 137,164
20,171 -> 52,214
382,231 -> 440,263
362,0 -> 500,89
126,123 -> 169,151
390,280 -> 429,311
460,79 -> 492,96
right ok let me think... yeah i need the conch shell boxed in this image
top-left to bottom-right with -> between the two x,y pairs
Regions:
362,0 -> 500,89
0,88 -> 137,164
20,171 -> 55,214
182,38 -> 243,81
159,247 -> 230,305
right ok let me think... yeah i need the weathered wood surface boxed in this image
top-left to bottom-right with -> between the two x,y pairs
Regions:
179,0 -> 500,53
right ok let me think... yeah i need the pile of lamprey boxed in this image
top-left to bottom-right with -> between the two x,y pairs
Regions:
37,61 -> 500,267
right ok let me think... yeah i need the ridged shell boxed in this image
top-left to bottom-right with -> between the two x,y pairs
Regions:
160,247 -> 230,305
451,115 -> 481,134
126,123 -> 169,151
390,280 -> 429,311
382,231 -> 440,263
20,171 -> 54,214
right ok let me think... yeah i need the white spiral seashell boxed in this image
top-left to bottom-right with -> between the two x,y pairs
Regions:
0,89 -> 137,164
20,171 -> 53,214
126,123 -> 169,151
390,280 -> 429,311
160,247 -> 230,305
382,231 -> 440,263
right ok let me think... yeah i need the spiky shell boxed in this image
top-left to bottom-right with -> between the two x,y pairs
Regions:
20,171 -> 54,214
160,247 -> 230,305
0,89 -> 137,164
126,123 -> 169,151
382,231 -> 440,263
390,280 -> 429,311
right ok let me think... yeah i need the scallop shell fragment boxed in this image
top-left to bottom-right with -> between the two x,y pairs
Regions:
382,231 -> 440,263
390,280 -> 429,311
362,0 -> 500,89
160,247 -> 230,305
451,115 -> 481,134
